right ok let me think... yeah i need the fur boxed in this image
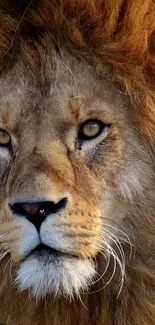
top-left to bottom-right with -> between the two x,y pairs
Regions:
0,1 -> 155,325
0,0 -> 155,138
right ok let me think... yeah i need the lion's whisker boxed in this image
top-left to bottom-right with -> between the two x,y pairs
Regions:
0,233 -> 7,239
101,221 -> 133,259
87,249 -> 110,287
0,249 -> 10,261
85,225 -> 126,297
102,221 -> 133,246
100,230 -> 126,271
84,248 -> 117,296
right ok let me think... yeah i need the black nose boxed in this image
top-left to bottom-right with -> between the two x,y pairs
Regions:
10,198 -> 67,231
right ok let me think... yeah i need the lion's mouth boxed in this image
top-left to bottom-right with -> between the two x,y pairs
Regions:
31,243 -> 61,255
22,243 -> 77,262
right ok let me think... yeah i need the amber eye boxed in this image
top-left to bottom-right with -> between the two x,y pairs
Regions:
0,129 -> 11,146
78,120 -> 105,140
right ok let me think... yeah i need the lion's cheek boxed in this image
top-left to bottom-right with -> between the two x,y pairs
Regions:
0,218 -> 40,262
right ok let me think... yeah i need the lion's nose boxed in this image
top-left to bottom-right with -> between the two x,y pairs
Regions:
10,198 -> 67,231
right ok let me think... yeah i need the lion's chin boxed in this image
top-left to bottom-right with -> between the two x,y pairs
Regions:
16,249 -> 96,298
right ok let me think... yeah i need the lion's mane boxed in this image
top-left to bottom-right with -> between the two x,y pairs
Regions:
0,1 -> 155,325
0,0 -> 155,138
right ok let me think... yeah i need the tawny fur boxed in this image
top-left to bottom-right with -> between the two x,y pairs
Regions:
0,1 -> 155,325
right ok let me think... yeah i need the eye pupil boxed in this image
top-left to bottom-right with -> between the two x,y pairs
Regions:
0,129 -> 11,146
83,122 -> 100,137
78,120 -> 104,141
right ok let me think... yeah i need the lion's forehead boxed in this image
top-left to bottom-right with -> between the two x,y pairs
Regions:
0,49 -> 128,136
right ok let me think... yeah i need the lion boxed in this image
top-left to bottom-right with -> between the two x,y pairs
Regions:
0,0 -> 155,324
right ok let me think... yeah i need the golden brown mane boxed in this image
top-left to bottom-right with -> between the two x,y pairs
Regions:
0,1 -> 155,325
0,0 -> 155,138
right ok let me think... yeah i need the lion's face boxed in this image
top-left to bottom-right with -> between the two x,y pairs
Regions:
0,47 -> 152,298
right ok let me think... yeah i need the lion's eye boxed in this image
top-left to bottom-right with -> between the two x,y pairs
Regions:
0,129 -> 11,146
78,120 -> 105,140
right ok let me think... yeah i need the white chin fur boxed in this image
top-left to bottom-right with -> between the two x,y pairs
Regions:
16,254 -> 96,298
